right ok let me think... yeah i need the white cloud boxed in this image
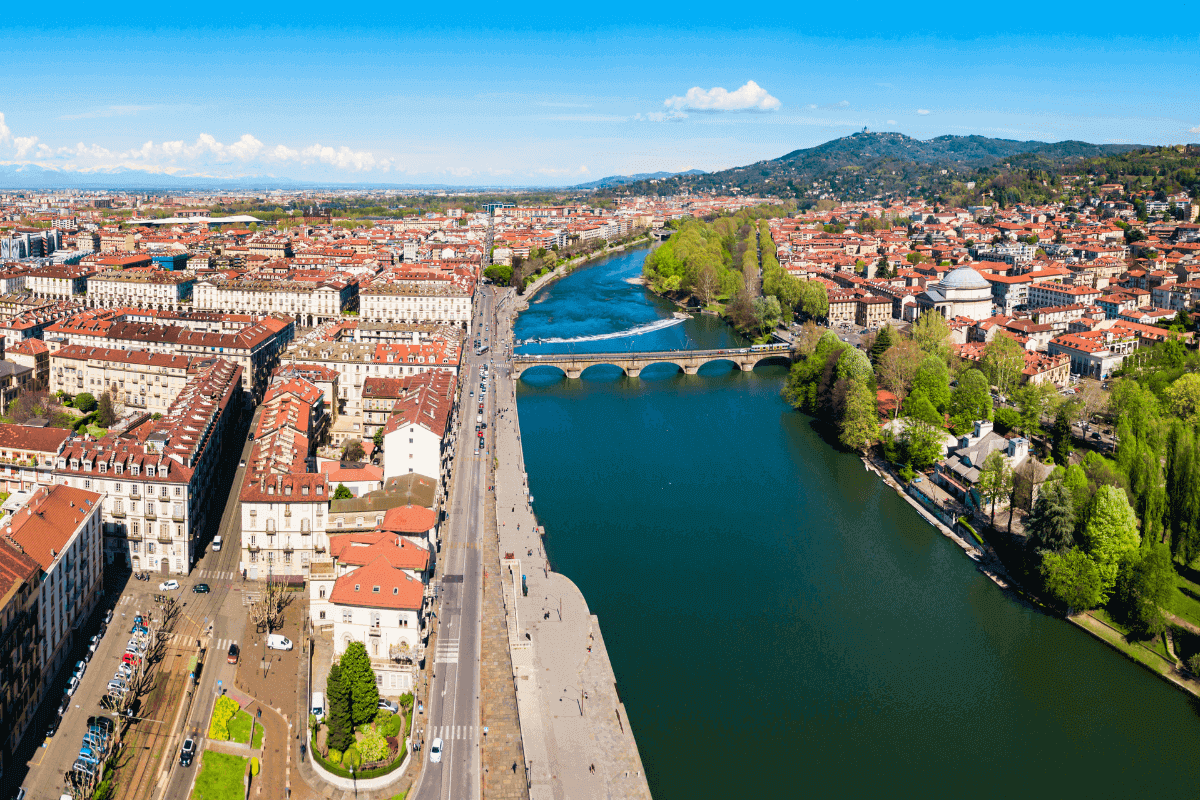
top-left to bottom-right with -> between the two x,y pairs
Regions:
534,164 -> 590,177
887,120 -> 897,125
836,100 -> 850,108
0,113 -> 11,146
13,136 -> 38,158
664,81 -> 780,112
635,111 -> 687,123
1190,124 -> 1200,133
59,105 -> 156,121
917,109 -> 931,115
445,166 -> 474,178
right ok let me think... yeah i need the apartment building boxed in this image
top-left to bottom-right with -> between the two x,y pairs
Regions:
87,270 -> 195,311
239,375 -> 330,579
45,313 -> 292,400
192,277 -> 356,327
382,376 -> 452,483
0,538 -> 44,780
7,485 -> 105,703
358,282 -> 472,333
50,346 -> 209,415
1047,329 -> 1138,379
53,359 -> 244,574
1028,282 -> 1101,309
25,266 -> 94,300
0,424 -> 71,495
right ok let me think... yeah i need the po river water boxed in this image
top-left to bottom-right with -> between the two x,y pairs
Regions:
512,246 -> 1200,799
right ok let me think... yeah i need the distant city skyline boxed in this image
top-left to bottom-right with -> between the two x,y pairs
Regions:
1,2 -> 1197,186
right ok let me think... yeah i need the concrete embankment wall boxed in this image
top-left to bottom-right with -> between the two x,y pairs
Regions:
492,290 -> 653,800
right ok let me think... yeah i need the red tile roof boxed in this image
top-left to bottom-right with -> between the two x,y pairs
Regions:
329,556 -> 424,610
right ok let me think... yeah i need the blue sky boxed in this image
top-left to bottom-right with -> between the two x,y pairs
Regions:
0,1 -> 1197,186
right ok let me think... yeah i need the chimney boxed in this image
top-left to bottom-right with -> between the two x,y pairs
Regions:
1008,437 -> 1029,462
974,419 -> 994,439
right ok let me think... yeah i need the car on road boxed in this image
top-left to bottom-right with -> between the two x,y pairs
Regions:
180,737 -> 195,767
159,580 -> 179,591
192,583 -> 210,593
474,449 -> 479,455
227,643 -> 240,663
239,459 -> 246,468
378,698 -> 399,714
65,674 -> 80,696
430,737 -> 443,763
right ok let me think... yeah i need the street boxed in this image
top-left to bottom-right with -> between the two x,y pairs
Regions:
409,287 -> 495,800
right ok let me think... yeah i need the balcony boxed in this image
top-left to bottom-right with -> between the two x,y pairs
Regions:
247,543 -> 260,552
126,531 -> 143,541
156,534 -> 173,544
282,541 -> 294,552
110,509 -> 126,519
145,509 -> 157,520
172,512 -> 185,522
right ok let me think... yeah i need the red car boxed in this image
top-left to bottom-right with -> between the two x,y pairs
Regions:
122,653 -> 141,666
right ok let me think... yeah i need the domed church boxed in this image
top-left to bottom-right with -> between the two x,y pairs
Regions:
915,266 -> 994,322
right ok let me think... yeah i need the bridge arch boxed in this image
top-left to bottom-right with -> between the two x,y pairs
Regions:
751,354 -> 794,369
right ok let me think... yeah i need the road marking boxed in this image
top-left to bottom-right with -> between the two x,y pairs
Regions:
435,638 -> 460,664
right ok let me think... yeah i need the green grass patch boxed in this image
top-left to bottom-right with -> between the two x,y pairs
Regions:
1169,572 -> 1200,629
86,425 -> 108,438
1092,608 -> 1131,636
192,751 -> 247,800
227,710 -> 253,745
252,720 -> 263,750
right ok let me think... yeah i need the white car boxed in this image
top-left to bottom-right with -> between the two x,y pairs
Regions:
159,580 -> 179,591
429,737 -> 443,763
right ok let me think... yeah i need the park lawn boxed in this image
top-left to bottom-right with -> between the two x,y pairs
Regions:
252,721 -> 263,749
227,710 -> 253,745
191,751 -> 247,800
1169,573 -> 1200,629
86,425 -> 108,437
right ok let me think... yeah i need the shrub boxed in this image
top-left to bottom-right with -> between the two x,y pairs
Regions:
250,756 -> 259,777
358,726 -> 390,763
376,712 -> 402,738
1188,653 -> 1200,676
397,692 -> 413,710
342,747 -> 362,770
208,695 -> 240,740
73,392 -> 97,413
328,748 -> 342,765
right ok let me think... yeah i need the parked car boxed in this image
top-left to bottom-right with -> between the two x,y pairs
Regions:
65,675 -> 80,697
266,634 -> 292,651
227,643 -> 240,664
115,664 -> 133,680
430,737 -> 443,763
239,459 -> 247,468
377,698 -> 399,714
107,679 -> 127,693
159,580 -> 179,591
122,653 -> 142,666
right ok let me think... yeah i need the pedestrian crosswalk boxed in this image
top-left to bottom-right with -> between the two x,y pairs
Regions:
435,638 -> 460,664
160,632 -> 238,650
196,569 -> 238,580
427,724 -> 477,741
242,592 -> 260,606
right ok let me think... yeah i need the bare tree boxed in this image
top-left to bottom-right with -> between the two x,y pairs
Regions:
250,580 -> 292,633
877,339 -> 924,417
694,265 -> 720,307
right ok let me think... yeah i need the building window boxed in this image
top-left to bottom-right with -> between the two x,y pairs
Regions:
342,609 -> 352,623
319,610 -> 326,620
319,587 -> 326,599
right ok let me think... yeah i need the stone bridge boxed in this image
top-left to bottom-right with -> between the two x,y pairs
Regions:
512,345 -> 796,379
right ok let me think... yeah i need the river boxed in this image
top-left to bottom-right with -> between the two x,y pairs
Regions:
512,245 -> 1200,799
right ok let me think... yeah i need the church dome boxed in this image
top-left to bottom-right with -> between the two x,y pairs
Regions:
939,266 -> 991,291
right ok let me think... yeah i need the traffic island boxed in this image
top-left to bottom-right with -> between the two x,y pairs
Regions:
191,751 -> 248,800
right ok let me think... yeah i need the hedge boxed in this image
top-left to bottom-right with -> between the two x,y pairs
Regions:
958,517 -> 984,546
311,733 -> 406,779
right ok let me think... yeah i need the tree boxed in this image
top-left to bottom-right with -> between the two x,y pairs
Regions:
912,312 -> 950,357
694,265 -> 720,306
839,380 -> 878,453
911,356 -> 951,412
949,368 -> 992,434
1041,547 -> 1104,612
877,339 -> 924,416
96,391 -> 117,427
483,264 -> 513,286
340,641 -> 380,727
978,450 -> 1013,526
1081,484 -> 1141,601
326,664 -> 354,753
372,426 -> 384,451
900,417 -> 946,471
74,392 -> 97,414
333,483 -> 354,501
1028,478 -> 1075,552
753,295 -> 782,334
798,280 -> 829,320
1116,542 -> 1175,637
869,325 -> 893,365
1165,373 -> 1200,422
249,579 -> 289,633
1051,408 -> 1073,466
904,392 -> 943,426
980,334 -> 1025,398
342,439 -> 365,462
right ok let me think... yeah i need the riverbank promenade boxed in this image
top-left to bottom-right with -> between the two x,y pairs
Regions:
490,286 -> 653,800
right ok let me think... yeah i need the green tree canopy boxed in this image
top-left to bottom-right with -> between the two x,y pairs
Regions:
339,641 -> 380,727
980,334 -> 1026,398
1081,485 -> 1141,601
333,483 -> 354,501
900,417 -> 946,471
977,449 -> 1013,525
911,356 -> 951,412
949,368 -> 993,434
1116,542 -> 1175,637
869,325 -> 894,365
74,392 -> 97,413
1028,478 -> 1075,553
912,312 -> 950,357
96,391 -> 117,427
1041,547 -> 1104,612
1051,408 -> 1073,466
326,663 -> 354,753
839,380 -> 878,453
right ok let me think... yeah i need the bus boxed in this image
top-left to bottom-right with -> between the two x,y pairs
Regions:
476,344 -> 489,356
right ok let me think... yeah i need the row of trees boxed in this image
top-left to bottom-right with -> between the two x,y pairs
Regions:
324,641 -> 382,754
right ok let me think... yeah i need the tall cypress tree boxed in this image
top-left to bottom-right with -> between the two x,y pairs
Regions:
340,641 -> 380,727
869,325 -> 893,365
326,663 -> 353,752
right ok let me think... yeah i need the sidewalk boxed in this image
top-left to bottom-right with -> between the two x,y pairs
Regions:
489,290 -> 653,800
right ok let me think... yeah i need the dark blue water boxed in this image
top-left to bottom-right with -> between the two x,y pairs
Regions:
514,245 -> 1200,800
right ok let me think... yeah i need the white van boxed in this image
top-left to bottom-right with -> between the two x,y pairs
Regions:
310,691 -> 325,722
212,536 -> 222,552
266,634 -> 293,651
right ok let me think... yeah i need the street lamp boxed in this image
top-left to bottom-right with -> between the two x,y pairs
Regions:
350,765 -> 357,799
